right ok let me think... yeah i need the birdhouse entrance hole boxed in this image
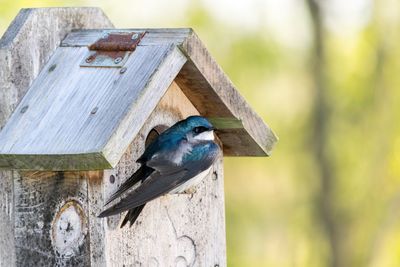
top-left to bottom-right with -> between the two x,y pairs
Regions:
145,125 -> 168,148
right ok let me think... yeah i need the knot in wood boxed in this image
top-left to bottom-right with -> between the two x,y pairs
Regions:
51,200 -> 87,258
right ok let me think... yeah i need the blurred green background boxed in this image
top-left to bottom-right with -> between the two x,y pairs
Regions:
1,0 -> 400,266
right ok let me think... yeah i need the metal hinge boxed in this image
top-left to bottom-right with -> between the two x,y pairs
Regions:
80,31 -> 146,68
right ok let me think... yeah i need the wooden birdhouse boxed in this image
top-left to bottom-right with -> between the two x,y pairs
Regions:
0,8 -> 277,266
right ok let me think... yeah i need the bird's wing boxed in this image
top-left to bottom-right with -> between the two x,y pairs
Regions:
98,142 -> 219,218
104,165 -> 154,206
98,168 -> 189,217
144,138 -> 190,174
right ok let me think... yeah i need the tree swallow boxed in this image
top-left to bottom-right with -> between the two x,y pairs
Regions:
98,116 -> 220,228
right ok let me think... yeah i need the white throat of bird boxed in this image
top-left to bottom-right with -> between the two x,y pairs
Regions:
192,130 -> 215,141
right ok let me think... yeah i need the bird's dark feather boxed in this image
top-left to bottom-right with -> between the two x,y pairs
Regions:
98,141 -> 219,218
99,116 -> 218,225
105,165 -> 154,206
98,169 -> 189,217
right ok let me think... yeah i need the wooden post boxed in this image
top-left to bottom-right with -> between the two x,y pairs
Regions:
0,8 -> 112,266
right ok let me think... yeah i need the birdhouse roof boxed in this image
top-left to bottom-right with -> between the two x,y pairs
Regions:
0,26 -> 277,171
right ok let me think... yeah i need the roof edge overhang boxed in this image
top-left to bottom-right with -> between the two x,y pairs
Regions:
0,152 -> 112,171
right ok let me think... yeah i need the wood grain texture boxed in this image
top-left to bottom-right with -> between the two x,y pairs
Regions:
0,170 -> 14,266
0,7 -> 113,266
101,82 -> 226,266
87,171 -> 106,267
0,44 -> 186,170
0,8 -> 113,127
14,171 -> 90,266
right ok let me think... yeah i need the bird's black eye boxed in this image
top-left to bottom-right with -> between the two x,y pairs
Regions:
193,126 -> 208,134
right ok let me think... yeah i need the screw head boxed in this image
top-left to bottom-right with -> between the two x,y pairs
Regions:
120,67 -> 127,74
114,57 -> 123,64
85,55 -> 95,63
48,64 -> 57,72
131,33 -> 139,40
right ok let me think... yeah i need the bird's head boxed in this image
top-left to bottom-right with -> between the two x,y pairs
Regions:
177,116 -> 215,142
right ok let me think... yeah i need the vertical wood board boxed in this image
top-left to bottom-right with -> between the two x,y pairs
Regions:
0,7 -> 113,266
14,172 -> 90,266
87,171 -> 106,267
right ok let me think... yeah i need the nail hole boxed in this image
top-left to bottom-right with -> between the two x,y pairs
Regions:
114,57 -> 123,64
91,107 -> 98,114
48,64 -> 57,72
21,105 -> 29,113
212,171 -> 218,180
109,175 -> 115,184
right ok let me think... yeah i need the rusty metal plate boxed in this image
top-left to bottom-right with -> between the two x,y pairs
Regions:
89,31 -> 145,51
80,50 -> 131,68
80,31 -> 145,68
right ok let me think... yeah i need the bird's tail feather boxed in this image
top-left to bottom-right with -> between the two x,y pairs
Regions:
98,165 -> 153,220
105,165 -> 154,206
120,204 -> 146,228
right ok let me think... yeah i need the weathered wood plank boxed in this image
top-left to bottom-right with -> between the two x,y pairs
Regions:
176,31 -> 278,156
0,8 -> 113,126
14,171 -> 90,266
87,171 -> 106,267
101,82 -> 226,266
0,153 -> 111,171
0,7 -> 113,266
0,44 -> 186,170
0,170 -> 14,266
